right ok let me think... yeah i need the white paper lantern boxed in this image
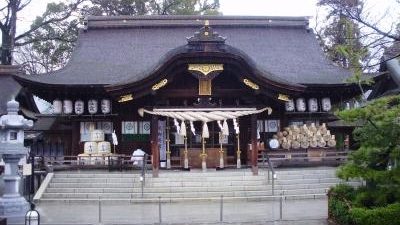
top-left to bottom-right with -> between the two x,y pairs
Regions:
285,99 -> 295,111
53,99 -> 62,114
296,98 -> 306,112
74,100 -> 84,115
322,97 -> 332,111
308,98 -> 318,112
63,100 -> 73,114
88,99 -> 98,114
101,99 -> 111,114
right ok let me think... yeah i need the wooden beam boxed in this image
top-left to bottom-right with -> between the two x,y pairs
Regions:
155,88 -> 254,98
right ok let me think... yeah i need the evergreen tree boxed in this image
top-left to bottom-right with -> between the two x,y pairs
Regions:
88,0 -> 220,16
1,0 -> 220,73
317,0 -> 366,68
14,2 -> 82,74
336,95 -> 400,206
0,0 -> 85,66
316,0 -> 400,72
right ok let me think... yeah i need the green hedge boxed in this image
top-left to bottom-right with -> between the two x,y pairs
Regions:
351,203 -> 400,225
328,184 -> 354,225
329,184 -> 400,225
329,197 -> 353,225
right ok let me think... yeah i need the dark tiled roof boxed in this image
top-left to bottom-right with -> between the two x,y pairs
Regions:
31,116 -> 56,130
16,15 -> 350,87
0,67 -> 22,115
0,76 -> 22,115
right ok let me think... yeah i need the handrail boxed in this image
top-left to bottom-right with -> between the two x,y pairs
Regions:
54,193 -> 328,203
266,157 -> 276,196
40,154 -> 151,171
265,150 -> 349,159
266,150 -> 350,166
140,153 -> 147,198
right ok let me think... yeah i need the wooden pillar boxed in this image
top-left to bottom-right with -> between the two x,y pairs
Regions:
71,120 -> 80,156
251,114 -> 258,175
151,115 -> 159,177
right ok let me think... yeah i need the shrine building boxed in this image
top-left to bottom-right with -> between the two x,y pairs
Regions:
13,15 -> 361,176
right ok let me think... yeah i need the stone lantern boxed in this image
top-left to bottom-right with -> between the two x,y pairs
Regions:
0,99 -> 33,222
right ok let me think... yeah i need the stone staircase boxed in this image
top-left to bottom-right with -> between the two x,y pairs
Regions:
34,167 -> 362,203
273,167 -> 361,199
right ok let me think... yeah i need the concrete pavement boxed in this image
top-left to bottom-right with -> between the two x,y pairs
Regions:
25,197 -> 329,225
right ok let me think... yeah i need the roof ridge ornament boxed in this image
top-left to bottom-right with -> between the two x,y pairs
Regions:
187,20 -> 226,52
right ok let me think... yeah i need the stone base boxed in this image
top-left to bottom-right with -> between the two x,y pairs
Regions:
0,196 -> 29,223
251,166 -> 259,175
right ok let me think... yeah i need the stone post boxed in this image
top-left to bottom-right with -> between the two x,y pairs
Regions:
0,99 -> 33,223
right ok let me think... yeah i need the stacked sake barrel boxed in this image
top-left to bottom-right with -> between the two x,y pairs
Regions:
79,130 -> 111,164
273,123 -> 336,150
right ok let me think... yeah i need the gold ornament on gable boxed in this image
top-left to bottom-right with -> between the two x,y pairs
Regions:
152,79 -> 168,91
188,64 -> 224,76
243,79 -> 259,90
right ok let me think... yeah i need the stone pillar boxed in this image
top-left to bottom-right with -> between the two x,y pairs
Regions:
0,99 -> 33,223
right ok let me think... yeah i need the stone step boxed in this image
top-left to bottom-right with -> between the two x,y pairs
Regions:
51,177 -> 139,183
49,171 -> 339,185
274,173 -> 337,180
48,182 -> 137,188
48,179 -> 267,188
148,175 -> 267,181
37,167 -> 358,203
274,168 -> 337,175
46,187 -> 136,193
278,188 -> 330,195
45,185 -> 269,194
53,170 -> 265,178
147,180 -> 268,187
152,170 -> 266,177
275,182 -> 340,190
275,181 -> 361,190
52,173 -> 139,178
274,177 -> 342,185
41,189 -> 273,199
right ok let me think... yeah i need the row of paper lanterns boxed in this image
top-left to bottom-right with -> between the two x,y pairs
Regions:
53,99 -> 112,115
285,97 -> 331,112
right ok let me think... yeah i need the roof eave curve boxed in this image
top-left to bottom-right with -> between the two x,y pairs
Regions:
105,43 -> 306,96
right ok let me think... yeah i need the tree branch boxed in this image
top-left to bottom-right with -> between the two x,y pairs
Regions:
17,0 -> 32,11
15,35 -> 76,47
365,53 -> 400,69
14,0 -> 85,42
345,8 -> 400,41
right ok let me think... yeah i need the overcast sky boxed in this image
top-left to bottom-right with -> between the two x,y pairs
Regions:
220,0 -> 318,16
18,0 -> 398,33
18,0 -> 319,31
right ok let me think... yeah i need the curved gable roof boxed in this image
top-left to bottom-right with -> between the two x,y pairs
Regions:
16,15 -> 350,87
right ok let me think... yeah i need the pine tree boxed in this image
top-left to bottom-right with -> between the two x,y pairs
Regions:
336,95 -> 400,207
